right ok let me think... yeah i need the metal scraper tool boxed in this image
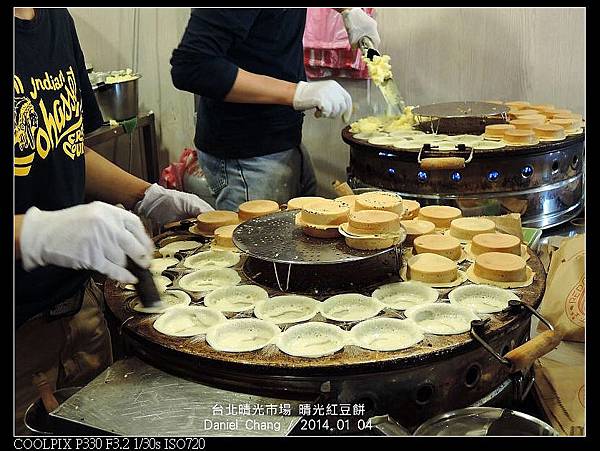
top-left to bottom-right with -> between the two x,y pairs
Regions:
127,257 -> 164,308
359,36 -> 406,116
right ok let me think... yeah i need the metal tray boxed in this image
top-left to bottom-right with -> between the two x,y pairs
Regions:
232,210 -> 396,265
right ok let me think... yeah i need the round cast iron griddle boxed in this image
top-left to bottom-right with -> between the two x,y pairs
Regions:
232,209 -> 395,265
342,125 -> 585,156
104,235 -> 546,376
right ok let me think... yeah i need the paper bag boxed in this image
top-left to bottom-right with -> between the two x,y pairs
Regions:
534,358 -> 585,435
536,234 -> 585,342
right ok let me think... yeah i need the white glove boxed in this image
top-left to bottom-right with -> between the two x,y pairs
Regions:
293,80 -> 353,122
134,183 -> 214,226
20,202 -> 155,284
341,8 -> 381,49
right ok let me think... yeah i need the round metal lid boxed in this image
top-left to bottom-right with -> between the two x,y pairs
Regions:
232,210 -> 396,265
413,407 -> 558,436
412,101 -> 509,118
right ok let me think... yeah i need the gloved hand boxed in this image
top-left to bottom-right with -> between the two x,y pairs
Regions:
134,183 -> 214,226
293,80 -> 353,122
341,8 -> 381,49
20,201 -> 155,284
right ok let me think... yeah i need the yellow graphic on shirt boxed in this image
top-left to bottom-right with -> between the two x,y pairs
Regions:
14,66 -> 86,177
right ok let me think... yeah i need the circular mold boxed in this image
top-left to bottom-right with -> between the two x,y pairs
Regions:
371,281 -> 439,310
131,289 -> 191,314
320,294 -> 384,322
254,295 -> 319,324
206,318 -> 281,352
276,322 -> 347,358
178,268 -> 241,293
349,318 -> 424,351
153,305 -> 227,337
149,257 -> 179,275
203,285 -> 269,313
448,284 -> 520,314
183,250 -> 241,269
404,303 -> 480,335
158,240 -> 202,257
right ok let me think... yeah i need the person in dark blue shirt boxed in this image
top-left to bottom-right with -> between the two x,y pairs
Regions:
171,8 -> 380,210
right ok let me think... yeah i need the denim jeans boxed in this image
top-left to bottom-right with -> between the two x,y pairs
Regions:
197,146 -> 317,211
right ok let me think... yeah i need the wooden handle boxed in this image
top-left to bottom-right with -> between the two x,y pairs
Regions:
504,329 -> 563,373
32,373 -> 59,413
420,157 -> 465,170
332,180 -> 354,196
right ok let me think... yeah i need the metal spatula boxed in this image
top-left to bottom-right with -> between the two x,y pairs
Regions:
358,36 -> 406,116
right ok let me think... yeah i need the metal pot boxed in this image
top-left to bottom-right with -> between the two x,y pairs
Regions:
371,407 -> 558,436
93,75 -> 141,122
24,387 -> 80,435
24,386 -> 109,436
413,407 -> 559,436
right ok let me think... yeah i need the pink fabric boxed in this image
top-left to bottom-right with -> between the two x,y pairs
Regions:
160,148 -> 200,191
303,8 -> 374,80
304,48 -> 369,79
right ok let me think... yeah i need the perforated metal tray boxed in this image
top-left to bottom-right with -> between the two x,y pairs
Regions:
232,210 -> 397,265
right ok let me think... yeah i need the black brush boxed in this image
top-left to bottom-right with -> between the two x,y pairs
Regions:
127,257 -> 163,308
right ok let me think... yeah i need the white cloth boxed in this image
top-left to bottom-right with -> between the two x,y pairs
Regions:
20,202 -> 155,284
293,80 -> 353,121
342,8 -> 381,49
134,183 -> 214,226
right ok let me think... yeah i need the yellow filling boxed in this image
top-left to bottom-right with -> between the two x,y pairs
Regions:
350,107 -> 416,134
363,54 -> 393,86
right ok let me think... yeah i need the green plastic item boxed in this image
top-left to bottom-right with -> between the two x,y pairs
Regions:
522,227 -> 542,249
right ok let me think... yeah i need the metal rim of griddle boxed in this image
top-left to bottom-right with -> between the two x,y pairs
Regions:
104,229 -> 547,375
342,126 -> 586,156
411,101 -> 510,119
232,209 -> 402,266
103,230 -> 545,426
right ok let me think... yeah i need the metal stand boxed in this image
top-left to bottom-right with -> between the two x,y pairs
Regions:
273,262 -> 293,292
231,211 -> 406,293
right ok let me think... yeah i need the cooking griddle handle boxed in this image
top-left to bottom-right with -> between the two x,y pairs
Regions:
417,144 -> 473,170
470,319 -> 512,367
502,299 -> 562,372
472,301 -> 562,373
504,329 -> 563,373
420,157 -> 465,170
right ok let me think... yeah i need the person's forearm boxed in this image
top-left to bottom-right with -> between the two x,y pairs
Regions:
15,214 -> 24,260
84,147 -> 150,210
223,69 -> 298,105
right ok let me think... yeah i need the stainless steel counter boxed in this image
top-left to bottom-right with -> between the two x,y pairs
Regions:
52,357 -> 303,436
